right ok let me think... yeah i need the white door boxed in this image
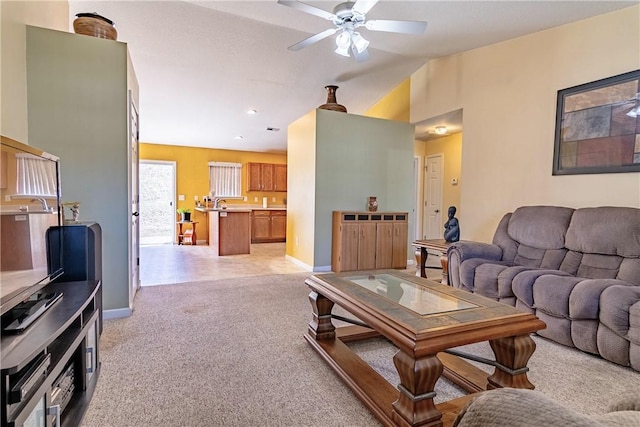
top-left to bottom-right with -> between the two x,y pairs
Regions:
413,156 -> 423,240
129,94 -> 140,307
423,154 -> 444,239
139,161 -> 176,245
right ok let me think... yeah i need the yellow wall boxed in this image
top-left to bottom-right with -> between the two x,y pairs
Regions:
365,78 -> 411,122
411,6 -> 640,243
422,133 -> 462,220
140,143 -> 287,224
1,1 -> 69,142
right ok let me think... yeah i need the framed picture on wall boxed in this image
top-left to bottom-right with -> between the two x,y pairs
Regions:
552,69 -> 640,175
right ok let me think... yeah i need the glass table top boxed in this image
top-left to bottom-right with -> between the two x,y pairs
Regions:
344,273 -> 478,316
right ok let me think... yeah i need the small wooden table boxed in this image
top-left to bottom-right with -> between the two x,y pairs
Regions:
177,221 -> 198,245
412,239 -> 457,284
304,270 -> 545,427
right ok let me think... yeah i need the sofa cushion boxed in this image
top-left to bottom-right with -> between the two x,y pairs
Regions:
619,258 -> 640,286
565,206 -> 640,257
511,271 -> 574,308
507,206 -> 574,249
600,285 -> 640,344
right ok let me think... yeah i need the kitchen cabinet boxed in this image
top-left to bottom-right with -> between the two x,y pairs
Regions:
332,211 -> 408,272
251,210 -> 287,243
208,210 -> 251,255
247,163 -> 287,192
273,164 -> 287,192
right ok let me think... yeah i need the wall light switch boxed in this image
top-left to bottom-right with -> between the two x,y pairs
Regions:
4,195 -> 11,202
272,197 -> 276,202
179,194 -> 185,201
243,196 -> 247,202
194,195 -> 199,201
254,197 -> 258,202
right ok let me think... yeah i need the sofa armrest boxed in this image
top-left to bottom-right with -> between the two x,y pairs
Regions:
448,242 -> 503,288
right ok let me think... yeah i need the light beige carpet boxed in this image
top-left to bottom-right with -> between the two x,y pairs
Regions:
82,272 -> 639,426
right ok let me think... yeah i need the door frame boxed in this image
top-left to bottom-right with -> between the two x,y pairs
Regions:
413,156 -> 423,240
139,160 -> 178,244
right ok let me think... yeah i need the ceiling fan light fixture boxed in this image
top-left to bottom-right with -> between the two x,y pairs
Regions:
334,45 -> 351,57
352,32 -> 369,53
335,30 -> 352,57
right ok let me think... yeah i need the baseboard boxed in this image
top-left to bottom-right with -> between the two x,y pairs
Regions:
103,307 -> 132,320
284,255 -> 332,272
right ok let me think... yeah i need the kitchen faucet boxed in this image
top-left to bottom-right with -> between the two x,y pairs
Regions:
213,198 -> 226,209
31,198 -> 49,211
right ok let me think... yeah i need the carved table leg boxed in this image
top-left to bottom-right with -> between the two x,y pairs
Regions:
391,350 -> 444,427
440,254 -> 449,285
420,247 -> 428,278
307,291 -> 335,340
487,335 -> 537,390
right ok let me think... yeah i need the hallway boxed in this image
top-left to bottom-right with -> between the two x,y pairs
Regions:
139,243 -> 307,286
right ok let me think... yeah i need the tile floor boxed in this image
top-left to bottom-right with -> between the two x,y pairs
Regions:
139,242 -> 439,286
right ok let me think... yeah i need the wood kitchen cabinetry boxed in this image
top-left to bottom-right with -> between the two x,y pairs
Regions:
247,163 -> 287,192
251,210 -> 287,243
332,211 -> 408,273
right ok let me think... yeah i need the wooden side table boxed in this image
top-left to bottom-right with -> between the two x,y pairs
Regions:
177,221 -> 198,245
412,239 -> 454,284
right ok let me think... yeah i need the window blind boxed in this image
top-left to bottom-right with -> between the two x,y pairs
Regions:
208,162 -> 242,198
15,153 -> 58,196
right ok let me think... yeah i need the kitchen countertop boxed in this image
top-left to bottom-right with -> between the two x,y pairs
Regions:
195,206 -> 286,213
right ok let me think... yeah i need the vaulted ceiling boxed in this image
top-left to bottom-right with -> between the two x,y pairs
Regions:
69,1 -> 636,152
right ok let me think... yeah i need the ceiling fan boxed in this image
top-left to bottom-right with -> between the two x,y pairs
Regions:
277,0 -> 428,62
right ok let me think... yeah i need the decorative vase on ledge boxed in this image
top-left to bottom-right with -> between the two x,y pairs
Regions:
318,85 -> 347,113
73,13 -> 117,41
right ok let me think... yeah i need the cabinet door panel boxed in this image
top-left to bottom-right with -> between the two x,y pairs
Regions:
375,223 -> 393,269
248,163 -> 262,191
261,164 -> 274,192
252,212 -> 271,242
271,213 -> 286,241
392,222 -> 408,269
274,164 -> 287,192
357,223 -> 377,270
341,223 -> 359,271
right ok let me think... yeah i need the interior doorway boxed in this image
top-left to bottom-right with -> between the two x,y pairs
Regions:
139,161 -> 176,245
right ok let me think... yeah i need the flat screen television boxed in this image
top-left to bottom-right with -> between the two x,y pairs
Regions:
0,136 -> 64,317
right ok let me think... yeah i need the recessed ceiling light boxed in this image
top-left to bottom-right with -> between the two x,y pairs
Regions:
234,135 -> 243,140
247,109 -> 257,115
435,125 -> 447,135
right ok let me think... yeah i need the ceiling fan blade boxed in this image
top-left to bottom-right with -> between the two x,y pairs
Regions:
351,45 -> 370,63
352,0 -> 379,15
365,19 -> 428,35
288,28 -> 338,51
277,0 -> 336,21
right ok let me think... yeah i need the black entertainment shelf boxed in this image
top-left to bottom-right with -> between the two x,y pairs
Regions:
1,280 -> 101,427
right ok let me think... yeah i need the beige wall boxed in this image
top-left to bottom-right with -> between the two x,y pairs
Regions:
1,1 -> 68,142
411,6 -> 640,243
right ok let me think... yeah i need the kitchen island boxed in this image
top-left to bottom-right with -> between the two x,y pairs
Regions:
196,207 -> 251,256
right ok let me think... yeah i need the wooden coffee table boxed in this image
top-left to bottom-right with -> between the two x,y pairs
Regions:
304,270 -> 546,427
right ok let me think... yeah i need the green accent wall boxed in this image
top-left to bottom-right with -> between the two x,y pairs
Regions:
287,108 -> 415,270
26,26 -> 137,312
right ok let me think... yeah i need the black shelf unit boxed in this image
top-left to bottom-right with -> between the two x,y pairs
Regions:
1,223 -> 103,426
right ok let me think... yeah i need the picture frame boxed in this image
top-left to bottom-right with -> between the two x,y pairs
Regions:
552,69 -> 640,175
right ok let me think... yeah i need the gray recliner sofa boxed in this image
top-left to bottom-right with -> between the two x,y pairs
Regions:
448,206 -> 640,371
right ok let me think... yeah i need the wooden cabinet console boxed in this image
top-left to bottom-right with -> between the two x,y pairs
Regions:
1,280 -> 101,427
332,211 -> 408,272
